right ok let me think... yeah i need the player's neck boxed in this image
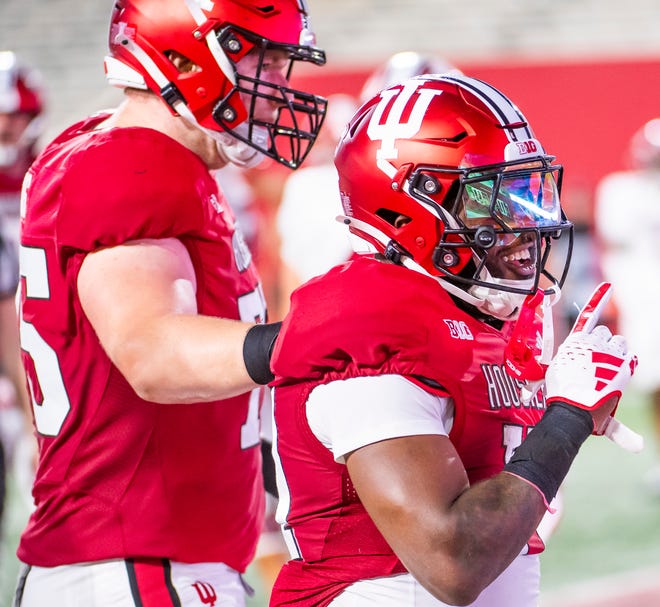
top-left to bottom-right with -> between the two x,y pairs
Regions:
100,90 -> 228,170
104,89 -> 174,133
449,291 -> 505,330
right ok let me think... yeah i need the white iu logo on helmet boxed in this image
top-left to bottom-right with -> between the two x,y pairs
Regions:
190,0 -> 215,10
367,80 -> 443,179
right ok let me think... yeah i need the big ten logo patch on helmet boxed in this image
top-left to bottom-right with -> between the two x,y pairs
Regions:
505,138 -> 545,161
366,80 -> 443,179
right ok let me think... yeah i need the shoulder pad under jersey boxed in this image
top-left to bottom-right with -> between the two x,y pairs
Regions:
55,127 -> 211,251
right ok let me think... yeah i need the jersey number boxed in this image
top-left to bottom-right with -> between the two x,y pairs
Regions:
19,245 -> 71,436
238,287 -> 268,449
502,423 -> 536,463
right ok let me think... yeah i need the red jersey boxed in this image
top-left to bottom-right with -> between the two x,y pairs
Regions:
270,256 -> 546,606
17,114 -> 265,570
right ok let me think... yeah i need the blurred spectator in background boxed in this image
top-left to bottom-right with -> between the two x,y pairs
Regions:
595,117 -> 660,495
358,50 -> 462,105
274,51 -> 462,318
273,93 -> 357,318
550,183 -> 607,340
0,50 -> 42,545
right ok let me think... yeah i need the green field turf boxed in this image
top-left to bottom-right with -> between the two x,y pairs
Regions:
540,390 -> 660,595
0,473 -> 29,605
2,391 -> 658,607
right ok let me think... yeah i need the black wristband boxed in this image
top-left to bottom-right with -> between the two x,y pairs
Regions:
243,322 -> 282,385
503,402 -> 594,504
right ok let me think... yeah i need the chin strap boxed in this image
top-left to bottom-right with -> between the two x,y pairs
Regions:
214,125 -> 266,169
338,214 -> 534,321
465,283 -> 528,321
171,99 -> 265,169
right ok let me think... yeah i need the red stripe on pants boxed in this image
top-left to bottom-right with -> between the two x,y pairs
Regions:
131,559 -> 176,607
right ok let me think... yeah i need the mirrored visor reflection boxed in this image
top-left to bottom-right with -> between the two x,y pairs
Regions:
460,170 -> 561,231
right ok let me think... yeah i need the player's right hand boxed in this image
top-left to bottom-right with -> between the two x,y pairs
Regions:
544,283 -> 639,443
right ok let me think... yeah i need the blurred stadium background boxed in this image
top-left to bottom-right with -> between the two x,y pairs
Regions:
2,1 -> 660,605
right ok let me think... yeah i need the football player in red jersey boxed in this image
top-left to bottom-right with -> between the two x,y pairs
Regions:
595,117 -> 660,495
13,2 -> 325,606
0,50 -> 43,542
269,75 -> 640,606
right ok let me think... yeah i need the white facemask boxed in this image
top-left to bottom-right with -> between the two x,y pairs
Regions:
0,143 -> 19,168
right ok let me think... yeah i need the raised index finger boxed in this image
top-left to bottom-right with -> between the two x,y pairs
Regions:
570,282 -> 612,335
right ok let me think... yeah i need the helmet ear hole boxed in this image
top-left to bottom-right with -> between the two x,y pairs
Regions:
164,51 -> 198,74
375,208 -> 411,228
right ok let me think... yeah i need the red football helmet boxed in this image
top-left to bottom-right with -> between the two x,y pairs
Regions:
0,51 -> 45,168
628,117 -> 660,171
105,0 -> 327,169
335,74 -> 573,320
359,51 -> 462,103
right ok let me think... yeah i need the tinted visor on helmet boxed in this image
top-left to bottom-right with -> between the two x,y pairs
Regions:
212,26 -> 327,169
460,165 -> 561,239
436,161 -> 573,294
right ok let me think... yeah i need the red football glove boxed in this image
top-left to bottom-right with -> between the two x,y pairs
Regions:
544,283 -> 642,452
504,288 -> 556,404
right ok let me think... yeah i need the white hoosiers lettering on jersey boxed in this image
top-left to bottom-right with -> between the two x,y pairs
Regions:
481,363 -> 544,411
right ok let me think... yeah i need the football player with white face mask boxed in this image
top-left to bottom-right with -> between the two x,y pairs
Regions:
269,75 -> 641,607
596,117 -> 660,495
14,1 -> 325,606
0,51 -> 44,304
0,51 -> 43,550
0,51 -> 44,174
